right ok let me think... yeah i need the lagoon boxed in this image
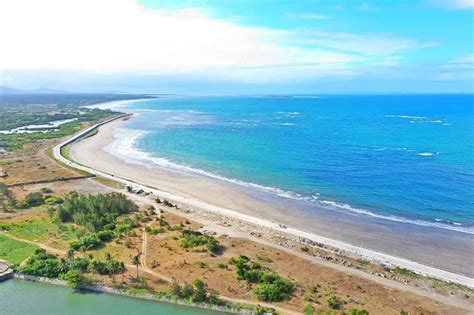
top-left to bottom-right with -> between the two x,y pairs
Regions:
0,279 -> 222,315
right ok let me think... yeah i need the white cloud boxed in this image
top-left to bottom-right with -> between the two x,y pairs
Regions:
0,0 -> 435,84
435,54 -> 474,80
450,54 -> 474,64
0,0 -> 349,79
431,0 -> 474,9
294,32 -> 437,56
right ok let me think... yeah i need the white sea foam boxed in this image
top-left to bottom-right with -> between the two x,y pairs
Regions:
318,200 -> 473,234
276,123 -> 298,126
385,115 -> 428,119
386,115 -> 450,126
276,111 -> 300,115
105,128 -> 472,235
418,152 -> 435,157
83,98 -> 156,110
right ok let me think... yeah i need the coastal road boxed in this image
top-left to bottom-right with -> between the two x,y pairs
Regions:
53,115 -> 474,289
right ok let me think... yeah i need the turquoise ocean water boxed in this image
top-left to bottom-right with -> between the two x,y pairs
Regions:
110,95 -> 474,234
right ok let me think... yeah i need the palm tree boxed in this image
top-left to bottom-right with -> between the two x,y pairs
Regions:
66,249 -> 75,260
58,258 -> 68,274
132,252 -> 141,279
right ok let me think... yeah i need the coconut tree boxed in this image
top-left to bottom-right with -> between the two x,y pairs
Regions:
132,252 -> 141,279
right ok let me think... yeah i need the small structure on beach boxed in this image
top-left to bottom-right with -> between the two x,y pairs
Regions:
0,260 -> 13,282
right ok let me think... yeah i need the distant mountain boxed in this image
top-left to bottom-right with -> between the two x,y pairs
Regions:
33,87 -> 70,94
0,86 -> 25,94
0,85 -> 70,95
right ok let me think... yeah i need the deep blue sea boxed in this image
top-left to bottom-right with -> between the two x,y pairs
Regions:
112,95 -> 474,233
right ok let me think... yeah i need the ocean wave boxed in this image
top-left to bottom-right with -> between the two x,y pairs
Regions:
276,111 -> 300,115
386,115 -> 450,126
275,122 -> 299,126
83,98 -> 154,110
106,128 -> 310,201
318,200 -> 473,234
418,152 -> 437,157
385,115 -> 428,119
105,128 -> 473,235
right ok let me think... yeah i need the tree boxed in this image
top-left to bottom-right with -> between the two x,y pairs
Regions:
58,258 -> 68,274
191,279 -> 207,302
66,249 -> 75,260
132,252 -> 141,278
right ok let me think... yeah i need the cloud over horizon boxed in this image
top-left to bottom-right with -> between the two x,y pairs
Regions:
0,0 -> 436,83
0,0 -> 472,92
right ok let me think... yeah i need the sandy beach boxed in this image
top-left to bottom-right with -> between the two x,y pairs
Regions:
68,116 -> 474,279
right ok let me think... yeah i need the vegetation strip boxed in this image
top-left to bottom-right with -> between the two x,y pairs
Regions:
6,175 -> 95,187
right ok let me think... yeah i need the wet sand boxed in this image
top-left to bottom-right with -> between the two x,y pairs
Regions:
70,118 -> 474,277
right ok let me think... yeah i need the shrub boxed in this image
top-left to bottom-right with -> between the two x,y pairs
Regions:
253,272 -> 295,302
179,230 -> 220,254
255,253 -> 272,262
70,234 -> 102,251
191,279 -> 207,302
0,222 -> 11,231
60,269 -> 91,288
230,255 -> 294,302
88,256 -> 125,275
24,192 -> 44,207
96,230 -> 114,242
115,224 -> 132,234
41,187 -> 53,193
217,263 -> 227,269
304,304 -> 315,315
328,296 -> 341,309
19,249 -> 62,278
196,261 -> 208,268
253,305 -> 277,315
347,307 -> 369,315
44,196 -> 63,205
68,257 -> 90,272
169,279 -> 220,304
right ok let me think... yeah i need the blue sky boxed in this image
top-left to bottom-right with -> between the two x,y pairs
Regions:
0,0 -> 473,93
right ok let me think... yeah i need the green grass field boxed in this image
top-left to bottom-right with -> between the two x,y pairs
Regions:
7,220 -> 79,249
0,234 -> 38,264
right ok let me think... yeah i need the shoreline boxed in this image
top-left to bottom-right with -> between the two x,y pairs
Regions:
105,125 -> 473,235
56,115 -> 474,286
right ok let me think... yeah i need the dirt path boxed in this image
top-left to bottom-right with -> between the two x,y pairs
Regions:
159,206 -> 474,312
0,232 -> 65,256
4,230 -> 299,313
138,223 -> 301,314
